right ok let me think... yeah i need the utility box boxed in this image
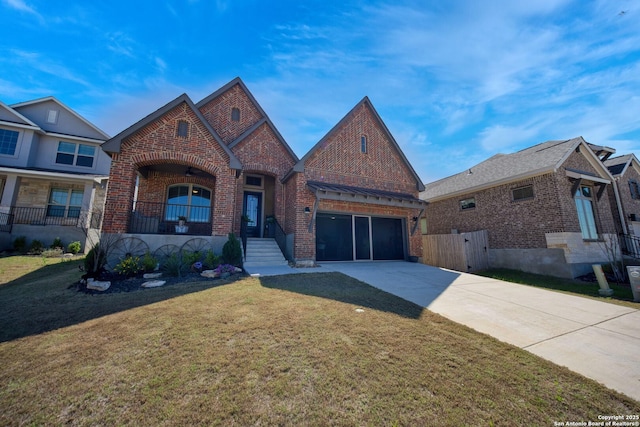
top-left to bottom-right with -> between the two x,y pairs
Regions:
625,266 -> 640,302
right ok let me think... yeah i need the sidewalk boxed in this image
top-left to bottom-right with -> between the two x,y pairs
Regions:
248,261 -> 640,401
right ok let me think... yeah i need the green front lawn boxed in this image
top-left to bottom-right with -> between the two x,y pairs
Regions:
0,256 -> 638,425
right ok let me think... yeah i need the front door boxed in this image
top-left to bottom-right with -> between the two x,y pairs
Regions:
243,191 -> 262,237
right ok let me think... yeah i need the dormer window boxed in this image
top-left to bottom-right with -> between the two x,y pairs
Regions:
176,120 -> 189,138
231,107 -> 240,122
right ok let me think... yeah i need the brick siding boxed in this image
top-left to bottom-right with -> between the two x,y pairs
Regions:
425,150 -> 617,249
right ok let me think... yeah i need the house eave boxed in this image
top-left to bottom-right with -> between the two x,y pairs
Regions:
422,166 -> 554,203
0,166 -> 109,183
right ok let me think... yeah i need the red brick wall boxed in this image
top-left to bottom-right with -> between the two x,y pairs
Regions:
304,102 -> 417,194
102,102 -> 237,236
291,101 -> 423,260
198,83 -> 263,145
611,164 -> 640,234
424,150 -> 617,249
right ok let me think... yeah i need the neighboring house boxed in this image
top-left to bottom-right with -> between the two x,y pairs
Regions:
0,97 -> 110,252
604,154 -> 640,236
100,77 -> 426,264
421,137 -> 620,278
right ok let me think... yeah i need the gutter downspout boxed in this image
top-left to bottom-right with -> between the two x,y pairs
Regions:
613,177 -> 628,234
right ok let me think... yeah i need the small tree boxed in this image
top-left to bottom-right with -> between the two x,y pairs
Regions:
598,234 -> 625,284
222,233 -> 243,267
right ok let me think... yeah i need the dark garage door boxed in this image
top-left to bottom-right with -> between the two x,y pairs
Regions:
316,213 -> 404,261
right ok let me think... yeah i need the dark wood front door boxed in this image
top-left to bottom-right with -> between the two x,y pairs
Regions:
243,191 -> 262,237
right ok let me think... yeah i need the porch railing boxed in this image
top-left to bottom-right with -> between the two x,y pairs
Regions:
272,217 -> 291,261
7,206 -> 101,229
0,211 -> 13,233
620,233 -> 640,259
129,201 -> 212,235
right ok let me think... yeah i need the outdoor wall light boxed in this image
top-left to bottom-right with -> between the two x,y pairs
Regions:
304,207 -> 311,214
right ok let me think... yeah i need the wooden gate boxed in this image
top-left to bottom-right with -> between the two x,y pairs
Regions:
421,230 -> 489,272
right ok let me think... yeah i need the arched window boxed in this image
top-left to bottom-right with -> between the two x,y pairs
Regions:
165,184 -> 211,223
231,107 -> 240,122
361,135 -> 367,153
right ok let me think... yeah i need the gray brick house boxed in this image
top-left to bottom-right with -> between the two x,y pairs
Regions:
421,137 -> 623,278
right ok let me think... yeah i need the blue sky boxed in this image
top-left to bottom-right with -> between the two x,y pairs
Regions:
1,0 -> 639,183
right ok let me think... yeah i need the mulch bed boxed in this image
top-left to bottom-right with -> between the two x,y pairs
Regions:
72,270 -> 246,294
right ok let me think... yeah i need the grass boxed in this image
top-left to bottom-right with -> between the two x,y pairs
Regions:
1,256 -> 639,425
476,268 -> 639,309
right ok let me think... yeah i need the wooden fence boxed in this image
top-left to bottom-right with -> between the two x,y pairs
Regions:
421,230 -> 489,272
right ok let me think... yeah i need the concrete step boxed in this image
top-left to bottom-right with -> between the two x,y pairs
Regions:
244,238 -> 287,267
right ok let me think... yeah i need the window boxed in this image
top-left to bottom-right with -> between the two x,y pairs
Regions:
47,188 -> 83,218
176,120 -> 189,137
512,185 -> 534,201
420,217 -> 428,235
231,107 -> 240,122
460,197 -> 476,210
0,129 -> 19,156
46,109 -> 59,124
55,141 -> 96,167
361,135 -> 367,153
165,184 -> 211,222
245,175 -> 262,187
575,185 -> 598,240
630,180 -> 640,200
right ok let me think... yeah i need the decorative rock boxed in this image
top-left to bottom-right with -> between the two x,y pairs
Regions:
86,278 -> 111,291
143,272 -> 163,279
234,267 -> 243,273
141,280 -> 166,288
63,253 -> 74,259
201,270 -> 219,278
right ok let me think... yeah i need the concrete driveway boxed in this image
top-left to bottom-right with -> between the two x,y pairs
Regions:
313,261 -> 640,402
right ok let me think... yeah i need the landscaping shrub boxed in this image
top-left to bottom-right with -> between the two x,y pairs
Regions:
84,244 -> 107,276
203,249 -> 220,270
29,240 -> 44,255
50,237 -> 64,250
142,251 -> 158,272
114,255 -> 143,277
67,241 -> 82,254
222,233 -> 242,267
161,253 -> 183,277
181,250 -> 202,267
13,236 -> 27,253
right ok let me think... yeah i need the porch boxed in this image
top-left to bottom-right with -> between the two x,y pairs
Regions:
128,201 -> 213,236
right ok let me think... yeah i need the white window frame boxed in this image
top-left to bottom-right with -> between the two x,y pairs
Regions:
55,141 -> 96,168
0,128 -> 20,157
47,188 -> 83,218
575,185 -> 598,240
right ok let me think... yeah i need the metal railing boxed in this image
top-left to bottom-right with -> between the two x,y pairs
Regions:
272,217 -> 291,261
129,201 -> 212,235
8,206 -> 101,229
620,233 -> 640,259
0,211 -> 13,233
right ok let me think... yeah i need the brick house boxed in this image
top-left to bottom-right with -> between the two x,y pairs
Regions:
100,78 -> 425,264
0,97 -> 110,252
421,137 -> 621,278
604,154 -> 640,236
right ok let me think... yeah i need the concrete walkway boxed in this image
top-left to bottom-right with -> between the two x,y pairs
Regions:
246,261 -> 640,401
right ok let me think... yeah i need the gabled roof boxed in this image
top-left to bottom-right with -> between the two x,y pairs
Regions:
196,77 -> 299,162
287,97 -> 424,191
604,153 -> 640,178
423,136 -> 612,202
11,96 -> 109,139
101,93 -> 242,170
0,101 -> 39,128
